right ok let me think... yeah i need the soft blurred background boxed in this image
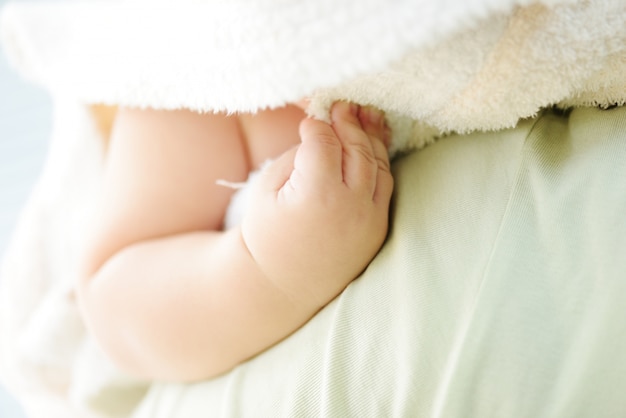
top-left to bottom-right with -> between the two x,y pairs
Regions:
0,0 -> 53,415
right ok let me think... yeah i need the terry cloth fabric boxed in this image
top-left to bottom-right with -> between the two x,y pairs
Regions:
2,0 -> 626,152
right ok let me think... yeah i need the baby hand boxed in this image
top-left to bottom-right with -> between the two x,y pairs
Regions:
241,102 -> 393,309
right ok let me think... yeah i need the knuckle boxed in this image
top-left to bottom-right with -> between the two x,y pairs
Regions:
349,141 -> 377,166
300,118 -> 331,136
300,119 -> 341,150
314,132 -> 342,149
375,154 -> 391,173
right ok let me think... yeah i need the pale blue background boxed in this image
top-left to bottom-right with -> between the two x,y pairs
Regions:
1,0 -> 53,415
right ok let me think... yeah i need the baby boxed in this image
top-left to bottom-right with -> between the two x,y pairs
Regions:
74,101 -> 393,382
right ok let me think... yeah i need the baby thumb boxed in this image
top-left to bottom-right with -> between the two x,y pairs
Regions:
255,145 -> 298,194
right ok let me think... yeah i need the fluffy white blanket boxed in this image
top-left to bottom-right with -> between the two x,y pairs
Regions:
3,0 -> 626,152
1,0 -> 625,416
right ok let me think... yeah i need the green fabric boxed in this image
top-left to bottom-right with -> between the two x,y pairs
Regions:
132,106 -> 626,417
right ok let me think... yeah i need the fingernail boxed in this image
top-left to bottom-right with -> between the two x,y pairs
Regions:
349,102 -> 359,116
367,106 -> 383,126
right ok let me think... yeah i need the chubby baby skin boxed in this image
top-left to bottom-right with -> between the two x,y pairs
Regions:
75,101 -> 393,382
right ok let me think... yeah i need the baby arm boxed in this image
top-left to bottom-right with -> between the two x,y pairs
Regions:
75,102 -> 392,382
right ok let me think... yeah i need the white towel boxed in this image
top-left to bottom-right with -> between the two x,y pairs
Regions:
4,0 -> 625,153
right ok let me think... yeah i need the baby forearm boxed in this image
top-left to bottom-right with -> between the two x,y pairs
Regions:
75,227 -> 319,382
